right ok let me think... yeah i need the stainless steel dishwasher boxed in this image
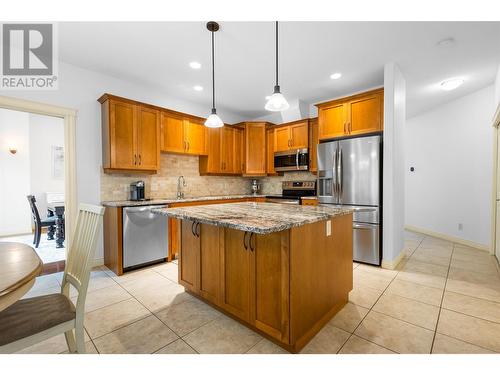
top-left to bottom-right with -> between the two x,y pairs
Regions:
122,205 -> 168,270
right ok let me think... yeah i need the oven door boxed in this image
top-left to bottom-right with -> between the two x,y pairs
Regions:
274,149 -> 309,171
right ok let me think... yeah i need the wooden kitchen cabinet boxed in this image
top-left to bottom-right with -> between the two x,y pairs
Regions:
347,91 -> 383,136
199,125 -> 242,175
274,120 -> 309,151
266,128 -> 277,175
309,118 -> 318,173
241,122 -> 268,176
100,94 -> 160,173
161,112 -> 207,155
220,228 -> 252,321
316,88 -> 384,141
251,232 -> 290,342
179,220 -> 200,293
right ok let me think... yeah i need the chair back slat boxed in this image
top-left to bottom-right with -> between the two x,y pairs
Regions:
26,195 -> 41,225
61,204 -> 104,307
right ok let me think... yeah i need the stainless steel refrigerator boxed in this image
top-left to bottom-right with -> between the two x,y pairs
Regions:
317,135 -> 382,265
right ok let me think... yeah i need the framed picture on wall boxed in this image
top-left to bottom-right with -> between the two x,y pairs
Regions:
52,145 -> 64,179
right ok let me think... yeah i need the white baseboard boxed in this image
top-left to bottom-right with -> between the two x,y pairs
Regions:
93,257 -> 104,267
381,250 -> 405,270
405,225 -> 490,253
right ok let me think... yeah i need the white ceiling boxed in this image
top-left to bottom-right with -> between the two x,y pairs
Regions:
59,22 -> 500,119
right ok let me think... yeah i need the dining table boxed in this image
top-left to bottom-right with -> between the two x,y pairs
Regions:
47,201 -> 65,248
0,242 -> 43,312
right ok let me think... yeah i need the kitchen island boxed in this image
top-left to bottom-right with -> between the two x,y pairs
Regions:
153,202 -> 353,353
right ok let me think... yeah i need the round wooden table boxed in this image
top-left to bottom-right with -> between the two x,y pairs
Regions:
0,242 -> 43,312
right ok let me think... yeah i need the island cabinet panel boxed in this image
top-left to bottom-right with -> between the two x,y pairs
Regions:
220,228 -> 252,322
289,214 -> 353,349
199,224 -> 221,305
250,232 -> 290,343
179,220 -> 200,292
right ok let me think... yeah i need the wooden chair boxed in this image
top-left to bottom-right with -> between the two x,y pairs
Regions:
0,204 -> 105,354
27,195 -> 63,248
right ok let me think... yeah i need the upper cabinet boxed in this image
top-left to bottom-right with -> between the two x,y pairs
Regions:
241,122 -> 267,176
266,128 -> 277,175
274,120 -> 309,152
100,94 -> 160,173
160,112 -> 207,155
316,88 -> 384,141
308,118 -> 318,173
199,125 -> 243,175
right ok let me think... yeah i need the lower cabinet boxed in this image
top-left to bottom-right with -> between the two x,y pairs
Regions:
179,222 -> 290,344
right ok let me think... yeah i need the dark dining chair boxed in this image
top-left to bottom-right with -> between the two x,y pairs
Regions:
26,195 -> 62,248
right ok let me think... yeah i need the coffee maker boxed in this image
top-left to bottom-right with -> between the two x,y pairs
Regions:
129,181 -> 146,201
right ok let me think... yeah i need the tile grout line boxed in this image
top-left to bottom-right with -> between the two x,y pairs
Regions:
336,261 -> 401,354
429,242 -> 454,354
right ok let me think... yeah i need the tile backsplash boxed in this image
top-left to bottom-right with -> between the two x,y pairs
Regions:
100,153 -> 316,201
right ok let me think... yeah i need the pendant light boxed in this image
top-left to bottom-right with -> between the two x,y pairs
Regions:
265,21 -> 289,112
204,21 -> 224,128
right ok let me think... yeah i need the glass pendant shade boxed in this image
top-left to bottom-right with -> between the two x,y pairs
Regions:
265,90 -> 290,112
204,111 -> 224,128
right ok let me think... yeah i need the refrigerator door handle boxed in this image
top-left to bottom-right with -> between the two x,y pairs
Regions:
338,147 -> 343,203
332,147 -> 337,199
296,149 -> 299,170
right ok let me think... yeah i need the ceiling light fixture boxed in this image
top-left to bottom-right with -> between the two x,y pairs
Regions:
265,21 -> 289,112
189,61 -> 201,69
193,85 -> 203,91
330,72 -> 342,80
204,21 -> 224,128
265,96 -> 271,100
440,78 -> 464,91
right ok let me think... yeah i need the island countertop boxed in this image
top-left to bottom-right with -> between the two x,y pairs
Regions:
101,194 -> 266,207
152,202 -> 352,234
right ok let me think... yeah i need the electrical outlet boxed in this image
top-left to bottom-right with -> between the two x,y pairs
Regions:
326,220 -> 332,236
458,223 -> 463,231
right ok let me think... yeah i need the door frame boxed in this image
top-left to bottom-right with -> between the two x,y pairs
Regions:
490,102 -> 500,259
0,95 -> 78,252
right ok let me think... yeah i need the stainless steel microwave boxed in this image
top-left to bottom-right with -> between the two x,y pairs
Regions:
274,148 -> 309,172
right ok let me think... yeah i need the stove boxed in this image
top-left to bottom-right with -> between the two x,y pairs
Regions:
266,181 -> 317,205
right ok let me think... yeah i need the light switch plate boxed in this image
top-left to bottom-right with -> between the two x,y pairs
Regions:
326,220 -> 331,236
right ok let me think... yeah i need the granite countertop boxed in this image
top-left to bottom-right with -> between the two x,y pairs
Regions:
152,202 -> 352,234
101,194 -> 266,207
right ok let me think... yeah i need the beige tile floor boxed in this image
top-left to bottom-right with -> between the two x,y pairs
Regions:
16,230 -> 500,354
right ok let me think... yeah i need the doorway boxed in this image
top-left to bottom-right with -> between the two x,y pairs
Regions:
0,95 -> 77,273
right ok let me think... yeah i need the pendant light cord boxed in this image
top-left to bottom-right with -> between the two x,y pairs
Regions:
211,30 -> 216,112
275,21 -> 279,88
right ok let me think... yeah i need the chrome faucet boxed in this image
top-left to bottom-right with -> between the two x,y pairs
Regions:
177,176 -> 186,199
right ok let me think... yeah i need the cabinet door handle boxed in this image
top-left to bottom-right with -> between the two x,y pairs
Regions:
138,154 -> 141,165
195,222 -> 200,237
187,141 -> 190,151
191,221 -> 196,237
344,123 -> 347,134
348,122 -> 351,133
249,233 -> 255,252
134,154 -> 137,165
243,232 -> 248,250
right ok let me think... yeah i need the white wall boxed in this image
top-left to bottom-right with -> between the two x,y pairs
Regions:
495,64 -> 500,107
383,63 -> 406,266
29,114 -> 65,217
0,61 -> 246,260
0,109 -> 31,236
405,85 -> 495,247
